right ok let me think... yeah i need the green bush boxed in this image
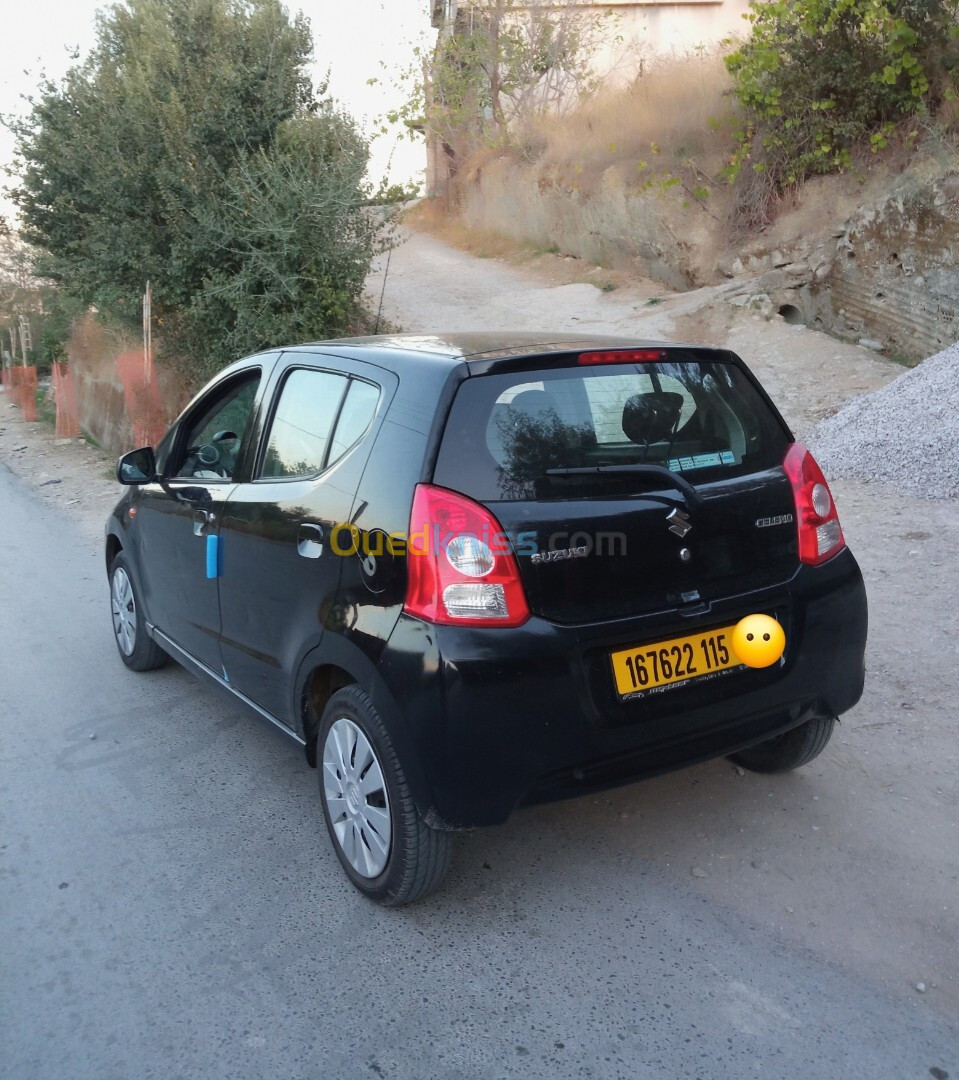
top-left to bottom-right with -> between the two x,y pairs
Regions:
181,111 -> 385,372
724,0 -> 959,189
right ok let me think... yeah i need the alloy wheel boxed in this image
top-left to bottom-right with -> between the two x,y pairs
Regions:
111,567 -> 137,656
322,717 -> 392,878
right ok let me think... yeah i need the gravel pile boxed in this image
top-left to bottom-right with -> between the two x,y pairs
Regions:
809,340 -> 959,500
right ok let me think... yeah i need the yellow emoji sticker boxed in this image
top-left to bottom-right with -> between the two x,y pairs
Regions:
732,614 -> 785,668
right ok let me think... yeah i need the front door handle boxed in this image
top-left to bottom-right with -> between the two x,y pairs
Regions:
193,509 -> 215,537
297,523 -> 324,559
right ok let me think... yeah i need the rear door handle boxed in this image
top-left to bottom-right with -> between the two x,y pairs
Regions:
297,523 -> 324,559
193,509 -> 215,536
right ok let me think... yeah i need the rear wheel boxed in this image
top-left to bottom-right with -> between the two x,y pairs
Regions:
109,553 -> 167,672
318,686 -> 452,906
730,715 -> 836,773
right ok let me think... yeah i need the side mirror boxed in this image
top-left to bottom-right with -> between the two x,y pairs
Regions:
117,447 -> 157,485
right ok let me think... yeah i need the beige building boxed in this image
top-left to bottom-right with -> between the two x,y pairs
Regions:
432,0 -> 750,51
426,0 -> 750,194
593,0 -> 750,56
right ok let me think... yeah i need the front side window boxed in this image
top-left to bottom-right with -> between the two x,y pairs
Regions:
174,371 -> 260,480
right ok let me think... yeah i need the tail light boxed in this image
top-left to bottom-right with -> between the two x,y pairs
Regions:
783,443 -> 845,565
404,484 -> 530,627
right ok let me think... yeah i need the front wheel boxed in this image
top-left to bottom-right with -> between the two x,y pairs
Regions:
109,553 -> 167,672
318,686 -> 452,906
729,715 -> 836,773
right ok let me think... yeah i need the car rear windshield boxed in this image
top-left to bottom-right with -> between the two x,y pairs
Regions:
432,353 -> 791,502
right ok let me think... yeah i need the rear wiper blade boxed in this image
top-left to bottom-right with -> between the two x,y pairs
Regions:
545,463 -> 702,507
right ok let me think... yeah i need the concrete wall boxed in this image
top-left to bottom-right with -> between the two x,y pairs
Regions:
69,316 -> 135,453
459,156 -> 709,289
456,153 -> 959,362
581,0 -> 750,68
729,170 -> 959,362
821,172 -> 959,360
67,314 -> 190,454
445,0 -> 749,58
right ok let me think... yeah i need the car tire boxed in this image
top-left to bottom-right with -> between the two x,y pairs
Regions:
109,553 -> 168,672
318,686 -> 452,906
730,715 -> 836,773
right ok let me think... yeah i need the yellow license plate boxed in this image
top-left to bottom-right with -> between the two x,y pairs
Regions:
611,625 -> 743,698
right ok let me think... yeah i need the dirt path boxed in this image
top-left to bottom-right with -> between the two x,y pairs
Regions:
366,227 -> 903,439
0,410 -> 118,547
2,228 -> 957,1024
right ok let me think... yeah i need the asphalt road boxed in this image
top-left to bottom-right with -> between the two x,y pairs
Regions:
1,462 -> 955,1080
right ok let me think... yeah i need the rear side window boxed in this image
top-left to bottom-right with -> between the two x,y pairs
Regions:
260,369 -> 379,480
433,356 -> 789,501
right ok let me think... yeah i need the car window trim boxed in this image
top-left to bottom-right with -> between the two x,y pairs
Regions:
324,377 -> 383,472
321,375 -> 351,472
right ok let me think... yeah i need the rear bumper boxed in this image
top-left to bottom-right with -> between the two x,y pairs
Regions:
385,548 -> 867,828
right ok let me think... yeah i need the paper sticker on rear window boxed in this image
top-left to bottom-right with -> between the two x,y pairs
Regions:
667,451 -> 737,471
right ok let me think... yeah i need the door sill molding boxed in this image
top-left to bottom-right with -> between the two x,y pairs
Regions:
151,627 -> 305,746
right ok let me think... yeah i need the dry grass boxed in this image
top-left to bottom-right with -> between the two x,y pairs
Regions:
530,51 -> 736,181
931,82 -> 959,140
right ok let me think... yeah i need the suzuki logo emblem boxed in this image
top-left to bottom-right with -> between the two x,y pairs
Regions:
667,508 -> 692,538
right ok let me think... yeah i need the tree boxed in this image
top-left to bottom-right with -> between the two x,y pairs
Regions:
724,0 -> 959,198
0,233 -> 41,363
184,110 -> 385,365
392,0 -> 619,161
0,233 -> 36,314
8,0 -> 385,377
0,232 -> 90,370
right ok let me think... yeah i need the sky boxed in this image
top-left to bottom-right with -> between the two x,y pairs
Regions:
0,0 -> 433,226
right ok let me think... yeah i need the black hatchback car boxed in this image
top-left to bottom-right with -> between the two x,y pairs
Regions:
107,333 -> 867,904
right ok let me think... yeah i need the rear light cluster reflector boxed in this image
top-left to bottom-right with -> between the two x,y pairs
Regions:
577,349 -> 667,365
404,484 -> 530,627
782,443 -> 845,565
443,583 -> 510,620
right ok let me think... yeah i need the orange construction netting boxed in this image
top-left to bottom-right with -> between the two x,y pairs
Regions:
115,350 -> 166,448
51,362 -> 82,438
6,366 -> 39,421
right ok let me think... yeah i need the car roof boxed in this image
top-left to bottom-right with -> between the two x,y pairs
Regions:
292,332 -> 716,363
